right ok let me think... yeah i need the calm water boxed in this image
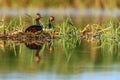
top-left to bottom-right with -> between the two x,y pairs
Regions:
0,38 -> 120,80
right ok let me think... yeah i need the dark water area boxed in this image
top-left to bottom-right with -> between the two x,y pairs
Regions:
0,9 -> 120,80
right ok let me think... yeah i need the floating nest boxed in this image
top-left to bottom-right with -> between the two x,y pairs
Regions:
0,31 -> 54,43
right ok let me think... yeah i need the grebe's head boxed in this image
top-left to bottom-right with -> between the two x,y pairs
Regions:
49,16 -> 54,22
36,13 -> 41,20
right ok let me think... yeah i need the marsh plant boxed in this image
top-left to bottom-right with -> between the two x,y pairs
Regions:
0,15 -> 120,44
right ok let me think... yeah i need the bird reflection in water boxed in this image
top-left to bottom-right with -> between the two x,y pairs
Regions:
25,41 -> 54,63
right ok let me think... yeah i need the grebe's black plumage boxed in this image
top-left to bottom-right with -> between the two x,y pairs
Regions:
25,13 -> 43,33
25,25 -> 43,32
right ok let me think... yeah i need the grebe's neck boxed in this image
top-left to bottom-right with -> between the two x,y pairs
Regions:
35,19 -> 40,25
48,20 -> 52,29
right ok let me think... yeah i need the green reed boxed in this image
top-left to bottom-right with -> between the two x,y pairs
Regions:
0,15 -> 120,39
99,20 -> 120,56
59,17 -> 80,37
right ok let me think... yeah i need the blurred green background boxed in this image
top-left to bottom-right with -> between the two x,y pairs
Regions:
0,0 -> 119,9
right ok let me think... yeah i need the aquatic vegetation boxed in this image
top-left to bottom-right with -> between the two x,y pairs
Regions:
59,17 -> 80,37
0,15 -> 120,49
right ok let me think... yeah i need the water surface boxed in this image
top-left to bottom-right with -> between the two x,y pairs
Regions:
0,38 -> 119,80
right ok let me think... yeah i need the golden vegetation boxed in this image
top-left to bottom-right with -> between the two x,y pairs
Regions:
0,0 -> 119,9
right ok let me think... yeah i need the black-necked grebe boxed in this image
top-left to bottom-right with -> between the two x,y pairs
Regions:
48,16 -> 54,29
25,13 -> 43,33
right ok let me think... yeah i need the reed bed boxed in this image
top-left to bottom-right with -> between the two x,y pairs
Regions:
0,15 -> 120,41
